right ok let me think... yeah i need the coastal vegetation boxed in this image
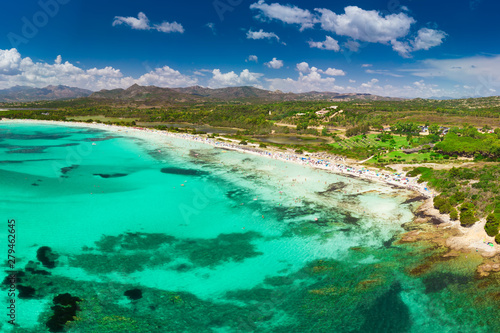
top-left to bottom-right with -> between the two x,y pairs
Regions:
408,165 -> 500,238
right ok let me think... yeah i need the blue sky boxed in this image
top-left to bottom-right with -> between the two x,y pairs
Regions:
0,0 -> 498,98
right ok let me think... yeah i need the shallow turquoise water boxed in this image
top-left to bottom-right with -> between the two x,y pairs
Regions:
0,122 -> 498,332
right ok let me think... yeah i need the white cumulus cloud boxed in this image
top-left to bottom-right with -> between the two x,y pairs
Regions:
136,66 -> 197,87
360,78 -> 379,88
0,48 -> 197,91
0,48 -> 22,75
296,62 -> 311,73
154,21 -> 184,33
113,12 -> 184,33
411,28 -> 446,51
246,55 -> 259,63
209,69 -> 264,88
320,68 -> 346,76
265,57 -> 283,69
246,29 -> 280,42
113,12 -> 151,30
268,62 -> 344,92
308,36 -> 339,51
391,39 -> 413,58
247,2 -> 446,57
250,0 -> 317,31
315,6 -> 415,43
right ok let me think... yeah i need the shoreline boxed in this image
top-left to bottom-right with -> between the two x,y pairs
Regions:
2,118 -> 498,258
1,118 -> 433,196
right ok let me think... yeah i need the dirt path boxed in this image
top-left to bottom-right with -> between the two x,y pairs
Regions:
386,162 -> 478,173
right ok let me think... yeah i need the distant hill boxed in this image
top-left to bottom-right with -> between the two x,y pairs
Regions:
0,84 -> 404,105
427,96 -> 460,100
172,85 -> 284,100
89,84 -> 401,104
0,85 -> 92,102
90,84 -> 206,103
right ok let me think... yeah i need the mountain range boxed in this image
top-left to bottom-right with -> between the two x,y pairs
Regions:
0,84 -> 406,104
0,85 -> 92,102
88,84 -> 403,104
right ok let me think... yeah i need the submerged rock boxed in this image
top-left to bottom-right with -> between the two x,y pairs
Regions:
93,173 -> 128,178
17,285 -> 36,299
46,293 -> 82,332
477,263 -> 500,277
124,288 -> 143,300
160,167 -> 207,176
37,246 -> 59,269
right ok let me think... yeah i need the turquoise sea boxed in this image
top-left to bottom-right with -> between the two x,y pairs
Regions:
1,122 -> 499,332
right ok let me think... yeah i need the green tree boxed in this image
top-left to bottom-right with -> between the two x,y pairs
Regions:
459,202 -> 478,226
449,167 -> 460,178
433,195 -> 447,209
449,207 -> 458,220
485,214 -> 500,236
429,124 -> 440,135
297,122 -> 308,131
439,202 -> 453,214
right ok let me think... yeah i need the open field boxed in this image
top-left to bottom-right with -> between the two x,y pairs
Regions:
332,133 -> 408,150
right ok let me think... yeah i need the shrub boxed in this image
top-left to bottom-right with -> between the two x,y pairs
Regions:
296,122 -> 309,131
459,202 -> 478,226
295,149 -> 303,154
485,214 -> 500,236
239,141 -> 248,145
452,191 -> 465,203
433,195 -> 447,209
460,210 -> 477,226
259,143 -> 267,148
496,234 -> 500,244
449,207 -> 458,220
439,202 -> 453,214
